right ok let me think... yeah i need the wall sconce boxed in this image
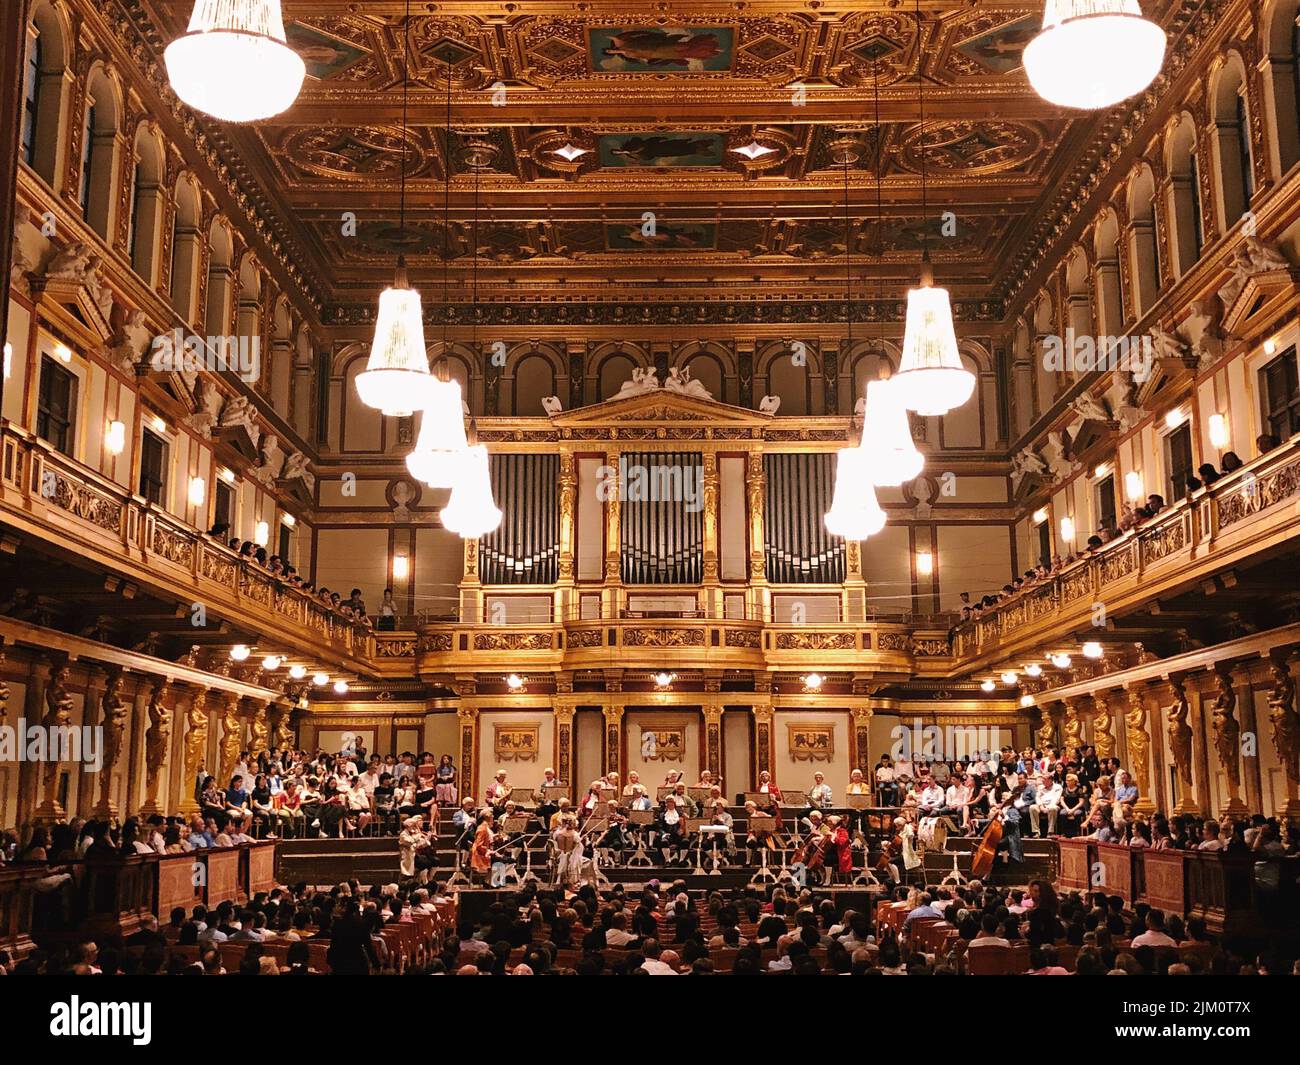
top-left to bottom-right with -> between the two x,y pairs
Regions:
333,680 -> 349,694
1050,652 -> 1072,669
1164,407 -> 1186,430
1208,412 -> 1229,449
506,673 -> 526,691
915,550 -> 934,576
254,520 -> 270,547
980,679 -> 996,692
53,342 -> 72,362
150,415 -> 167,433
1019,694 -> 1035,708
312,672 -> 329,687
3,342 -> 12,378
289,664 -> 307,680
1124,471 -> 1144,501
1082,641 -> 1104,659
219,467 -> 236,483
281,512 -> 296,528
1059,515 -> 1075,543
1025,663 -> 1042,677
188,476 -> 206,506
105,420 -> 127,455
230,644 -> 250,661
802,672 -> 823,692
261,655 -> 282,670
1000,670 -> 1018,686
1032,507 -> 1049,525
392,554 -> 409,580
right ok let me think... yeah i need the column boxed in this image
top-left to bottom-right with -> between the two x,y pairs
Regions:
1122,683 -> 1156,815
750,703 -> 774,787
17,658 -> 52,823
91,669 -> 130,820
78,667 -> 109,820
459,537 -> 482,622
1208,664 -> 1247,816
602,447 -> 622,617
1089,690 -> 1118,762
702,705 -> 724,779
556,450 -> 577,619
1265,649 -> 1300,820
456,680 -> 478,799
602,705 -> 625,778
850,705 -> 874,774
32,660 -> 73,824
1160,675 -> 1201,816
745,450 -> 768,620
139,679 -> 173,818
178,685 -> 211,816
248,698 -> 271,763
553,702 -> 577,792
701,452 -> 721,616
217,692 -> 243,788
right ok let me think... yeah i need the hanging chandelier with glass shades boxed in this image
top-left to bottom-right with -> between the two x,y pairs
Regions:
406,377 -> 470,489
164,1 -> 305,123
1024,1 -> 1167,111
441,445 -> 502,538
892,0 -> 976,418
858,379 -> 924,486
824,447 -> 888,541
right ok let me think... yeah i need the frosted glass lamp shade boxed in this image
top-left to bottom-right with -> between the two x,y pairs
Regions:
356,283 -> 436,418
893,278 -> 975,417
164,1 -> 305,122
441,445 -> 502,539
824,447 -> 887,541
858,378 -> 924,487
406,378 -> 470,488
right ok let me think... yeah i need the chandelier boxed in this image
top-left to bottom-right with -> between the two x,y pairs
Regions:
164,1 -> 305,122
824,447 -> 887,541
858,378 -> 924,486
406,377 -> 470,488
1024,1 -> 1166,110
441,445 -> 502,539
893,1 -> 975,418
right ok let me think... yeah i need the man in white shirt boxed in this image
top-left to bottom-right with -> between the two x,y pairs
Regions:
356,757 -> 383,799
604,912 -> 638,947
1197,821 -> 1225,851
917,779 -> 945,815
1130,910 -> 1178,948
639,940 -> 679,975
1029,773 -> 1062,836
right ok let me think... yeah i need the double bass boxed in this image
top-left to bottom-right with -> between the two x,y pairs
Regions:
801,825 -> 831,870
970,800 -> 1005,879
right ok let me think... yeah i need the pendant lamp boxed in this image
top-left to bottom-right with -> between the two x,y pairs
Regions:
858,378 -> 924,486
165,1 -> 305,122
892,256 -> 976,416
441,445 -> 501,539
824,447 -> 887,540
406,377 -> 469,488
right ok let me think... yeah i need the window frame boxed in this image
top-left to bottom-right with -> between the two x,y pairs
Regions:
139,428 -> 169,507
36,354 -> 77,455
1260,346 -> 1300,441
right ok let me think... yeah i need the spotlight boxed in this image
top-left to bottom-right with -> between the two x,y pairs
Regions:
289,665 -> 307,680
333,680 -> 349,694
229,644 -> 250,661
803,673 -> 824,691
1082,641 -> 1104,659
506,673 -> 525,691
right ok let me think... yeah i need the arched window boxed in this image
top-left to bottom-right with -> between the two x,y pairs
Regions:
1127,166 -> 1161,315
204,220 -> 234,336
1211,58 -> 1255,228
511,353 -> 555,415
80,70 -> 120,240
129,128 -> 164,283
1166,116 -> 1204,277
21,30 -> 40,165
24,4 -> 69,188
169,177 -> 202,321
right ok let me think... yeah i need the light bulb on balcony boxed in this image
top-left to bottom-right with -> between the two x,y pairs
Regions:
1124,471 -> 1144,501
893,261 -> 975,417
219,467 -> 236,484
261,655 -> 282,670
188,476 -> 206,506
1020,694 -> 1036,708
804,673 -> 824,691
288,664 -> 307,680
3,342 -> 10,378
1164,407 -> 1186,430
392,555 -> 409,580
164,0 -> 306,122
1032,507 -> 1049,525
857,378 -> 924,486
915,550 -> 934,576
333,680 -> 349,694
1025,663 -> 1042,677
254,520 -> 270,547
230,644 -> 250,661
105,420 -> 126,455
823,447 -> 887,540
1082,641 -> 1104,659
506,673 -> 526,690
281,512 -> 296,528
1050,652 -> 1073,669
1024,0 -> 1166,111
980,679 -> 996,692
313,672 -> 329,687
1208,413 -> 1229,449
441,445 -> 502,539
653,672 -> 675,689
407,378 -> 469,488
1000,670 -> 1019,685
1059,515 -> 1075,544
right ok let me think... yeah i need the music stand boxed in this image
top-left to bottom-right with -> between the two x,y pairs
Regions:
542,784 -> 568,802
656,786 -> 675,801
743,791 -> 767,806
502,816 -> 530,834
783,789 -> 807,808
687,786 -> 712,804
847,793 -> 872,810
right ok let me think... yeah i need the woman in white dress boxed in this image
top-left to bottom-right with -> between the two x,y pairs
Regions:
398,816 -> 429,879
552,815 -> 585,889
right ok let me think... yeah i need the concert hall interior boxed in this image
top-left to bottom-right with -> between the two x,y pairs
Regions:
2,0 -> 1300,982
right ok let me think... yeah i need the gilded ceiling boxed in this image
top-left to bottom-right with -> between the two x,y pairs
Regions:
135,1 -> 1185,318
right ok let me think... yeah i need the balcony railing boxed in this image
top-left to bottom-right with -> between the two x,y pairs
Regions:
0,425 -> 372,666
951,435 -> 1300,667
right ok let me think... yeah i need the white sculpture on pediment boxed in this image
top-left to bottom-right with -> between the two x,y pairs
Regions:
1218,236 -> 1292,311
45,241 -> 114,320
1043,431 -> 1077,482
1010,448 -> 1048,492
280,451 -> 314,493
541,396 -> 563,416
759,395 -> 782,415
10,231 -> 34,296
1108,369 -> 1145,431
188,377 -> 226,437
614,366 -> 660,398
1148,322 -> 1190,364
250,434 -> 284,485
107,309 -> 152,373
1070,391 -> 1110,423
664,366 -> 713,400
1184,299 -> 1225,369
218,393 -> 260,448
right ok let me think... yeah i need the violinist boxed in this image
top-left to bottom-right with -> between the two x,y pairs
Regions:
824,814 -> 853,881
744,800 -> 780,863
533,767 -> 562,827
485,770 -> 513,816
658,794 -> 687,863
800,814 -> 832,883
756,769 -> 783,829
471,810 -> 496,885
706,799 -> 735,860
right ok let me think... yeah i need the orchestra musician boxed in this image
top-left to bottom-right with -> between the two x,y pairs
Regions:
657,794 -> 688,862
744,799 -> 782,862
497,800 -> 528,858
705,799 -> 735,861
825,815 -> 852,880
879,815 -> 921,885
807,771 -> 833,809
621,770 -> 643,798
594,799 -> 629,854
697,769 -> 723,792
671,781 -> 699,818
485,770 -> 513,815
755,769 -> 783,829
471,810 -> 496,884
552,814 -> 584,889
579,780 -> 604,819
451,797 -> 478,851
846,768 -> 871,797
533,767 -> 562,827
549,796 -> 575,830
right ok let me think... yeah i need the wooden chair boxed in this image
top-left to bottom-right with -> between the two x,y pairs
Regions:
965,942 -> 1029,975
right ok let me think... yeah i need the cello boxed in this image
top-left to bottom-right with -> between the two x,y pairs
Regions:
969,805 -> 1004,879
